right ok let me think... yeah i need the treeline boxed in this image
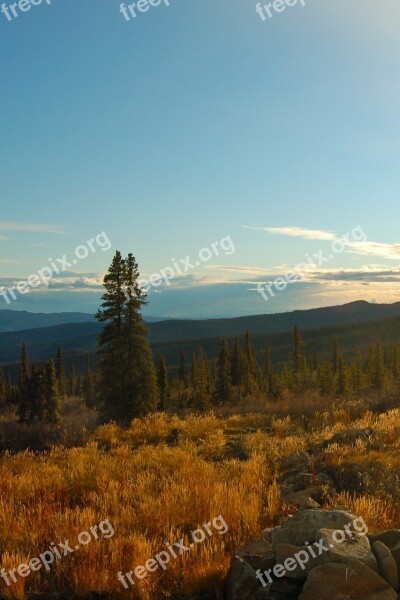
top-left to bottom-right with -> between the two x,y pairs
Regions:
158,326 -> 400,410
2,251 -> 400,427
0,343 -> 96,424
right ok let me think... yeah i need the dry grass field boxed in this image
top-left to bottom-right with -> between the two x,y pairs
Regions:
1,393 -> 400,599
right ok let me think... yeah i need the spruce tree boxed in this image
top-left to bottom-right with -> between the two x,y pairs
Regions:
69,366 -> 77,397
84,353 -> 96,408
44,360 -> 62,423
16,343 -> 30,422
332,336 -> 340,374
263,341 -> 272,379
96,251 -> 157,424
179,349 -> 187,387
56,345 -> 67,397
27,366 -> 46,423
291,326 -> 307,388
157,354 -> 168,411
214,337 -> 233,404
336,355 -> 348,396
194,348 -> 210,411
372,340 -> 386,390
0,367 -> 6,406
231,337 -> 244,387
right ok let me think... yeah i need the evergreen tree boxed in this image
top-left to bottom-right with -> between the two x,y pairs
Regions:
0,367 -> 6,405
27,366 -> 46,423
157,354 -> 168,411
318,359 -> 333,396
372,340 -> 386,390
16,343 -> 30,422
44,360 -> 62,423
332,336 -> 340,374
336,355 -> 348,396
263,341 -> 272,379
56,345 -> 67,396
214,337 -> 233,404
83,353 -> 96,408
179,349 -> 187,387
231,337 -> 244,387
96,251 -> 157,424
69,366 -> 77,397
194,348 -> 210,411
291,326 -> 307,387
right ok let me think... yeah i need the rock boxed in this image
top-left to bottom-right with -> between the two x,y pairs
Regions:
274,528 -> 377,580
282,490 -> 321,510
299,559 -> 397,600
225,556 -> 260,600
271,509 -> 357,549
369,530 -> 400,586
268,577 -> 304,600
322,427 -> 375,448
318,527 -> 378,572
280,452 -> 311,473
373,541 -> 399,591
236,539 -> 275,571
262,528 -> 275,544
369,531 -> 400,549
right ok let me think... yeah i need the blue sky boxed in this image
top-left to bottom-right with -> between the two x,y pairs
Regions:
1,0 -> 400,318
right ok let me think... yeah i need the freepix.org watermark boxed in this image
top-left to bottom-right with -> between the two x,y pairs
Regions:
117,514 -> 228,589
0,232 -> 112,305
123,235 -> 235,299
256,0 -> 306,22
119,0 -> 170,22
1,0 -> 53,22
0,519 -> 115,587
256,225 -> 366,303
256,515 -> 368,586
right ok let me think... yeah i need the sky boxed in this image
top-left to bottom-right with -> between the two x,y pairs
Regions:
1,0 -> 400,318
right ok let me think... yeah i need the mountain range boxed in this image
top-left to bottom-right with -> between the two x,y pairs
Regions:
2,302 -> 400,375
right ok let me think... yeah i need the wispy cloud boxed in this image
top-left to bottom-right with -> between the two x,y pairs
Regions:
0,258 -> 20,265
243,224 -> 400,261
0,222 -> 65,234
348,241 -> 400,260
242,226 -> 337,241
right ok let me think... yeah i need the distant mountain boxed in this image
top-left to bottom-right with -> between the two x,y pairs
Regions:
0,310 -> 96,333
146,300 -> 400,344
0,310 -> 168,333
2,301 -> 400,367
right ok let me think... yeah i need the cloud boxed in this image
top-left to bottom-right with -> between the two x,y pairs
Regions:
242,225 -> 337,241
0,222 -> 65,234
348,241 -> 400,260
0,258 -> 20,265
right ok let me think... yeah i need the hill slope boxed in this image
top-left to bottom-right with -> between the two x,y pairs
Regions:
2,302 -> 400,372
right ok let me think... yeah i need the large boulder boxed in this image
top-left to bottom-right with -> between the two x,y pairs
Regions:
236,539 -> 275,571
271,509 -> 358,549
298,559 -> 397,600
225,556 -> 260,600
275,527 -> 377,580
369,530 -> 400,588
372,541 -> 399,591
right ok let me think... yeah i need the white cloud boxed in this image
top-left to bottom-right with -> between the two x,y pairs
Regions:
0,222 -> 65,234
242,225 -> 337,241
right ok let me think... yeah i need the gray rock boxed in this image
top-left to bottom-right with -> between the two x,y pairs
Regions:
225,556 -> 260,600
275,528 -> 377,580
271,509 -> 357,549
298,559 -> 397,600
373,541 -> 399,591
236,538 -> 275,571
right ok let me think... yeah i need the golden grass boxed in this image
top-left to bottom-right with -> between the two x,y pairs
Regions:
1,402 -> 400,598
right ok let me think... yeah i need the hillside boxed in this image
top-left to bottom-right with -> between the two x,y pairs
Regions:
2,302 -> 400,376
0,309 -> 96,332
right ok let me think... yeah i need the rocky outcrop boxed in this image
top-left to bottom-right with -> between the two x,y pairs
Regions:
224,509 -> 400,600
